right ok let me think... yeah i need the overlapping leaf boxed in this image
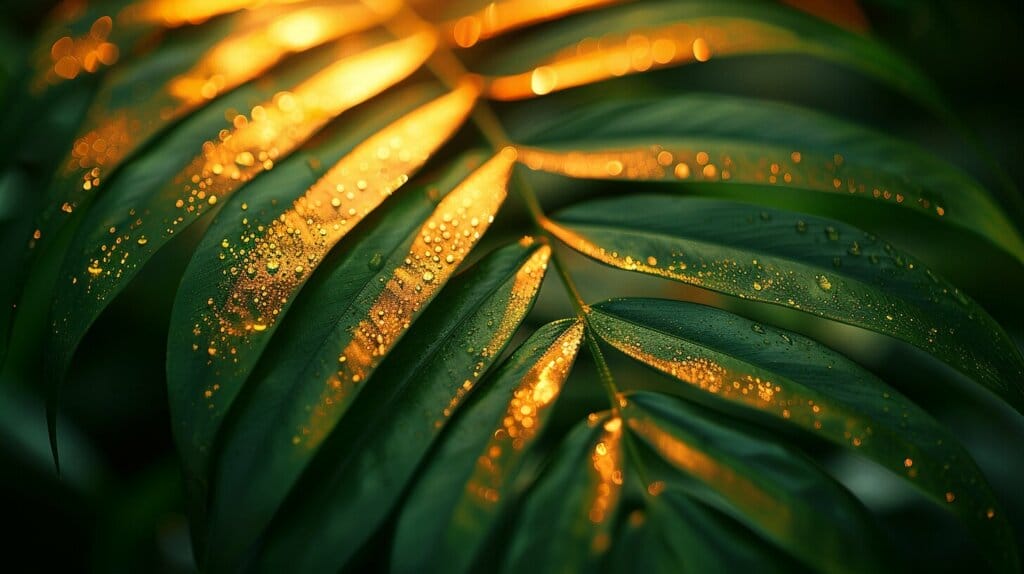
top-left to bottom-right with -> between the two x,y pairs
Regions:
516,94 -> 1024,261
392,318 -> 585,574
46,31 -> 436,415
203,151 -> 515,570
249,239 -> 550,571
478,0 -> 944,114
589,298 -> 1017,571
544,195 -> 1024,412
167,81 -> 477,490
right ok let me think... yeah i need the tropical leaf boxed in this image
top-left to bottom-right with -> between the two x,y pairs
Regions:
4,0 -> 1021,571
504,392 -> 890,574
589,297 -> 1016,570
516,93 -> 1024,261
543,195 -> 1024,413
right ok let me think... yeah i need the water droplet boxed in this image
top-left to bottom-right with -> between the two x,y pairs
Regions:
824,226 -> 839,241
422,271 -> 435,282
368,252 -> 384,270
795,220 -> 807,233
266,260 -> 280,274
816,275 -> 833,291
751,323 -> 766,334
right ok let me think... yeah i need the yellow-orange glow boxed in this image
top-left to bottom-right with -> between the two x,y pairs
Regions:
486,19 -> 800,100
125,0 -> 309,26
467,320 -> 585,504
167,3 -> 397,108
75,33 -> 434,285
295,152 -> 515,448
588,417 -> 623,527
439,242 -> 552,423
518,145 -> 949,218
35,16 -> 118,89
445,0 -> 623,48
212,80 -> 479,338
626,415 -> 787,531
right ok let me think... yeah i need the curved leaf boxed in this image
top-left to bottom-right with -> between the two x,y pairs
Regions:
621,392 -> 888,574
35,3 -> 398,252
251,239 -> 551,572
391,318 -> 585,574
480,0 -> 944,115
441,0 -> 624,48
589,297 -> 1017,572
204,151 -> 514,571
515,94 -> 1024,261
168,81 -> 478,489
46,32 -> 435,413
545,195 -> 1024,412
506,414 -> 804,574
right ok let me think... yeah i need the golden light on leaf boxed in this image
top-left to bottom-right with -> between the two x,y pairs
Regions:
126,0 -> 309,26
73,32 -> 434,288
36,15 -> 118,89
588,417 -> 623,527
446,0 -> 623,48
517,145 -> 950,218
439,241 -> 551,424
467,320 -> 585,504
166,2 -> 398,108
296,151 -> 515,449
486,19 -> 800,100
626,415 -> 788,531
212,79 -> 480,338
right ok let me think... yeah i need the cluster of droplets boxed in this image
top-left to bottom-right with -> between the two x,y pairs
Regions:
487,19 -> 798,99
166,34 -> 433,233
588,417 -> 623,525
519,145 -> 947,218
291,153 -> 513,450
206,83 -> 478,345
36,16 -> 118,90
438,241 -> 551,426
468,321 -> 584,504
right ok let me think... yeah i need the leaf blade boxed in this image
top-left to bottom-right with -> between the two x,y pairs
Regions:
590,297 -> 1017,572
545,195 -> 1024,413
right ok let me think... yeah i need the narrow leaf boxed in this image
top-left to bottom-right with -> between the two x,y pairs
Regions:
35,3 -> 398,251
391,318 -> 585,574
251,239 -> 551,572
516,93 -> 1024,261
204,152 -> 514,571
545,195 -> 1024,412
168,81 -> 478,489
508,414 -> 803,573
590,298 -> 1017,572
624,392 -> 887,574
46,32 -> 435,415
481,0 -> 944,116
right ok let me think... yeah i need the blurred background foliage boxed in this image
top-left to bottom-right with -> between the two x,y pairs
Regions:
1,0 -> 1022,571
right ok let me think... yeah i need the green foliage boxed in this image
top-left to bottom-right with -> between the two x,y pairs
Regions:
2,0 -> 1022,572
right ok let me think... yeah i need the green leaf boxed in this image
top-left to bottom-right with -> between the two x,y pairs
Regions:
505,413 -> 804,574
167,82 -> 477,494
391,318 -> 585,574
203,152 -> 514,571
249,239 -> 551,572
45,33 -> 434,442
619,392 -> 888,574
589,297 -> 1017,572
480,0 -> 945,115
545,195 -> 1024,413
516,93 -> 1024,262
35,8 -> 397,253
